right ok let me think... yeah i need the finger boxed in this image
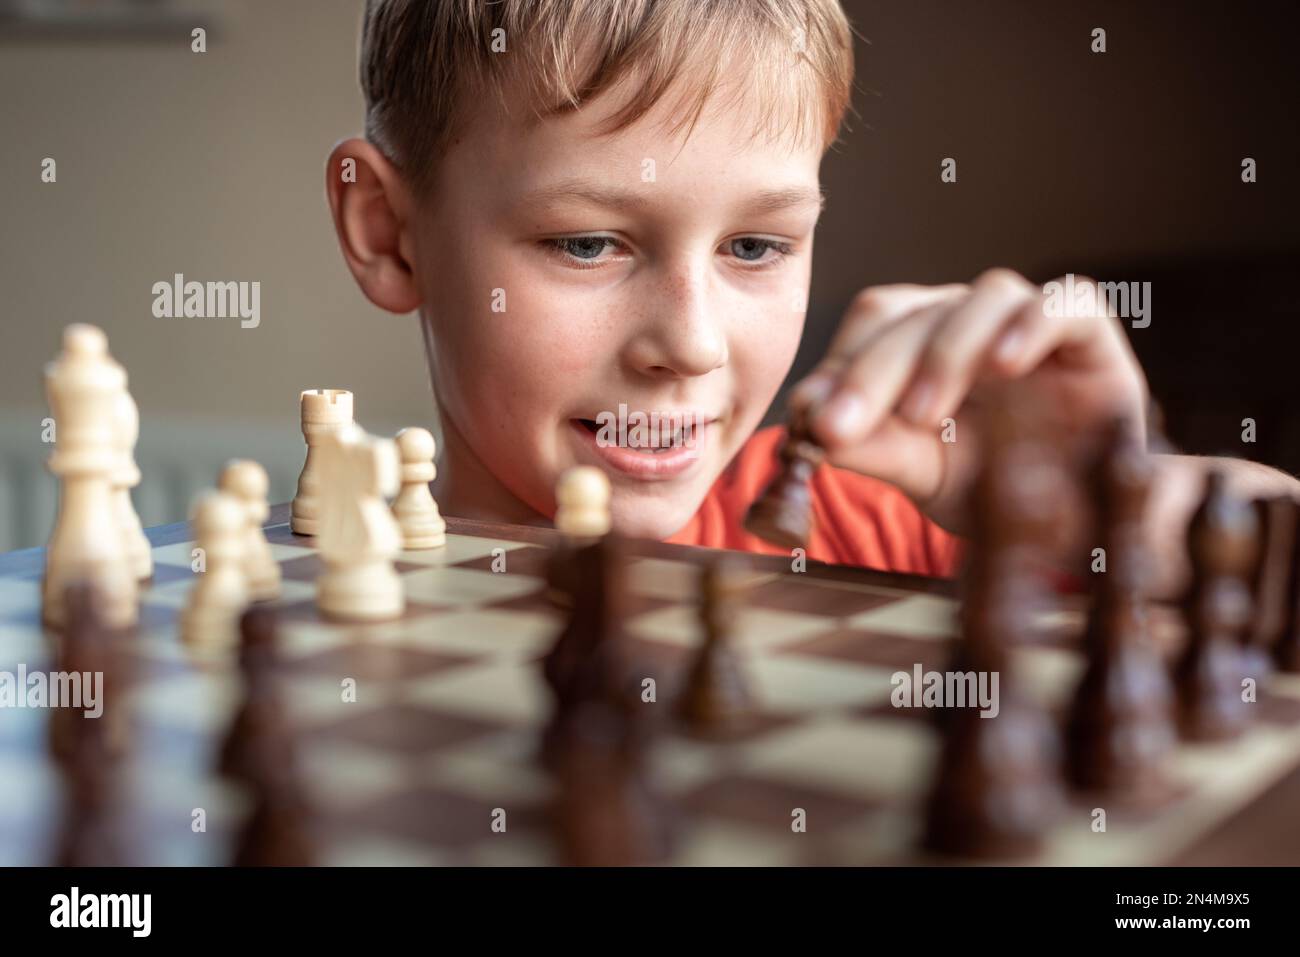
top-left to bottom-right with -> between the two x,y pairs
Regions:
812,302 -> 950,446
790,284 -> 967,413
897,269 -> 1036,424
986,286 -> 1147,411
823,283 -> 969,364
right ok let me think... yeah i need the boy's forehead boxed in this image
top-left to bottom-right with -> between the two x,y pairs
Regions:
452,79 -> 824,201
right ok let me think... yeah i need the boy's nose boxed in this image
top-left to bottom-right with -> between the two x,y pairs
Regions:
622,266 -> 728,380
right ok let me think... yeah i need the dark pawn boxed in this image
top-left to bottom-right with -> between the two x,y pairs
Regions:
552,700 -> 671,867
232,761 -> 315,867
743,407 -> 824,549
1246,497 -> 1297,677
1270,501 -> 1300,673
540,535 -> 645,769
676,558 -> 755,734
218,606 -> 291,782
921,404 -> 1063,860
49,580 -> 124,763
54,583 -> 126,865
1174,472 -> 1259,741
1064,422 -> 1175,799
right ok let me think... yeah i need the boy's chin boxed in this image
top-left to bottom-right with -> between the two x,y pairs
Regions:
607,496 -> 700,542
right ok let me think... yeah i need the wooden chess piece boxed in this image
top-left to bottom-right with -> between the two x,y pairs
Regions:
53,583 -> 126,866
676,558 -> 755,734
921,405 -> 1063,859
553,709 -> 671,866
547,466 -> 611,609
181,491 -> 249,646
1064,421 -> 1175,799
291,389 -> 353,535
232,759 -> 315,867
1246,496 -> 1297,676
42,324 -> 138,631
219,459 -> 281,602
743,405 -> 823,549
541,533 -> 646,769
1276,526 -> 1300,673
220,607 -> 292,782
315,424 -> 404,621
555,466 -> 611,540
391,427 -> 446,549
111,387 -> 152,581
1174,471 -> 1259,741
49,581 -> 126,762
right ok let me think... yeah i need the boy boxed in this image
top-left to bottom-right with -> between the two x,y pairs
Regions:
325,0 -> 1295,594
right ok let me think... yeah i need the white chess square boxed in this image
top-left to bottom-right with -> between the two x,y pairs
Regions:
396,534 -> 532,567
736,714 -> 936,802
400,566 -> 545,607
628,603 -> 834,651
402,659 -> 548,726
845,594 -> 958,640
748,653 -> 898,714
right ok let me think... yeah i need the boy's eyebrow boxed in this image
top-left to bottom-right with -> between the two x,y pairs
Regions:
520,179 -> 825,214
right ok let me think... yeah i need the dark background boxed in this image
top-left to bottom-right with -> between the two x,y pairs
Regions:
805,0 -> 1300,470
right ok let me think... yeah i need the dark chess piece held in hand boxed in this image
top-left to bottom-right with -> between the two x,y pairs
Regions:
743,405 -> 824,549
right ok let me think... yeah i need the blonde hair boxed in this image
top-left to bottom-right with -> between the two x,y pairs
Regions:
361,0 -> 854,191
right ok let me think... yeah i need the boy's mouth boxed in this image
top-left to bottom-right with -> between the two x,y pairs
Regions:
566,413 -> 711,481
572,417 -> 693,453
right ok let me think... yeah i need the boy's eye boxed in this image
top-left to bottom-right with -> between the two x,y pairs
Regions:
726,237 -> 792,264
550,236 -> 618,261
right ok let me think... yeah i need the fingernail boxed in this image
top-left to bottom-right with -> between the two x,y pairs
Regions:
793,372 -> 835,408
821,392 -> 867,439
900,379 -> 934,422
995,328 -> 1023,363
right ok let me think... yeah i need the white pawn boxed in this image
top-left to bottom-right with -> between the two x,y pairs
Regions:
219,459 -> 281,601
555,466 -> 611,540
316,424 -> 404,621
291,389 -> 354,535
42,324 -> 138,631
112,387 -> 152,581
392,427 -> 446,549
181,491 -> 248,646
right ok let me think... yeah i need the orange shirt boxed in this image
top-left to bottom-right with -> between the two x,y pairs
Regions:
666,426 -> 963,577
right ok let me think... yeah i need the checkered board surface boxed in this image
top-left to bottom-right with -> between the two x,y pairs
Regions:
4,520 -> 1300,866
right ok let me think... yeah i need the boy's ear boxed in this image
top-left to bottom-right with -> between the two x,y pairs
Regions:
325,138 -> 422,314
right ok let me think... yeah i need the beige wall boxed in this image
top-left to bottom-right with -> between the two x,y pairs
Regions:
0,0 -> 431,431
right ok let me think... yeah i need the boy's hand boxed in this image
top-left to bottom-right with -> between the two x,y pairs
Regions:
791,269 -> 1149,532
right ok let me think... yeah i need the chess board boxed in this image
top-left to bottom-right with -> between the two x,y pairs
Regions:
3,505 -> 1300,867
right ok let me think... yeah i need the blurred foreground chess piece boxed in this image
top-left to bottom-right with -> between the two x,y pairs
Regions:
555,466 -> 611,540
391,427 -> 446,549
743,404 -> 823,549
315,423 -> 404,621
54,582 -> 127,866
1174,471 -> 1258,741
111,387 -> 152,582
1064,420 -> 1175,800
1246,496 -> 1297,677
220,460 -> 281,602
42,324 -> 138,631
547,466 -> 611,609
676,557 -> 756,735
921,401 -> 1063,859
181,491 -> 249,646
291,389 -> 354,535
